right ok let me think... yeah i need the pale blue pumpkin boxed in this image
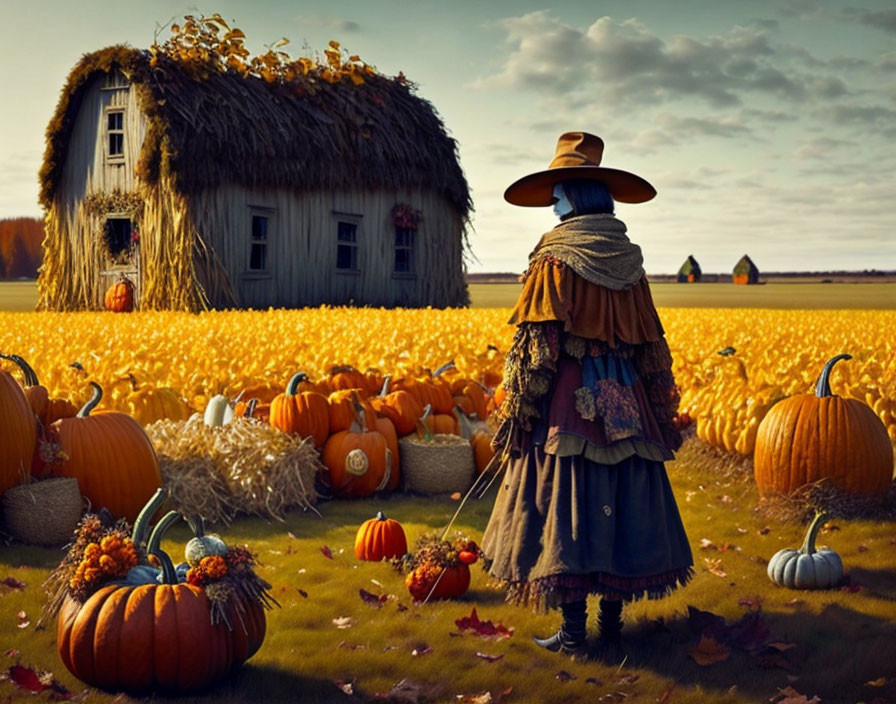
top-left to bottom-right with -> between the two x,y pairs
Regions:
767,513 -> 843,589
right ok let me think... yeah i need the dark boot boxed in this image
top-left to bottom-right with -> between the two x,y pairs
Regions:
533,599 -> 587,655
595,598 -> 626,664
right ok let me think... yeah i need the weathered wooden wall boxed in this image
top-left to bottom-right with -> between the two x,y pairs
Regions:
189,186 -> 468,309
39,76 -> 147,310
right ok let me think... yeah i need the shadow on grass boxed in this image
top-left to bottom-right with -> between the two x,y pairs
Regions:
845,566 -> 896,601
624,602 -> 896,704
151,663 -> 351,704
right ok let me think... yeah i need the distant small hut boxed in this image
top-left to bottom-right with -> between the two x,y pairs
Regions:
37,42 -> 471,311
733,255 -> 760,285
677,255 -> 702,283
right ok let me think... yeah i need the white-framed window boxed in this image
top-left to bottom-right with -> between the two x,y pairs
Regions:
334,212 -> 362,273
105,108 -> 125,160
248,209 -> 273,272
394,226 -> 416,274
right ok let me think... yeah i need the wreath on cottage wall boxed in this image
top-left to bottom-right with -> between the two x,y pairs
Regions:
392,203 -> 422,229
83,190 -> 144,264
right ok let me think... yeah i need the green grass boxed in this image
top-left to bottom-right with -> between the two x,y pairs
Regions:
4,280 -> 896,311
1,438 -> 894,704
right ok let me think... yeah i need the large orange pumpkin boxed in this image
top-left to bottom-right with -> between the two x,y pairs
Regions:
321,408 -> 391,498
57,579 -> 265,693
354,511 -> 407,561
269,373 -> 330,447
754,354 -> 894,496
52,382 -> 162,521
0,364 -> 36,494
124,375 -> 193,425
374,415 -> 401,491
104,277 -> 135,312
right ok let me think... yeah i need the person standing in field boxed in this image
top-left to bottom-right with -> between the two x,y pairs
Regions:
481,132 -> 693,660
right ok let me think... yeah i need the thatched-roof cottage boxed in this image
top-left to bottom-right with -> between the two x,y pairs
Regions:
38,46 -> 471,311
733,255 -> 759,285
677,255 -> 701,283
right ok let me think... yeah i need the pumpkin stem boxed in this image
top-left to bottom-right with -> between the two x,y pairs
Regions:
814,354 -> 852,398
187,514 -> 206,538
286,372 -> 308,395
133,487 -> 169,550
77,382 -> 103,417
0,354 -> 38,387
127,373 -> 139,392
417,404 -> 433,443
433,360 -> 455,378
376,511 -> 386,521
147,510 -> 183,557
151,546 -> 178,585
246,398 -> 257,418
379,375 -> 392,398
799,512 -> 828,555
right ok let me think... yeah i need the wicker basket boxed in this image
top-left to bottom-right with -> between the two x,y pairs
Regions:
399,433 -> 475,495
2,478 -> 83,546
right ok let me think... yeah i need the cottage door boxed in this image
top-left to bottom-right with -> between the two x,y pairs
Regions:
99,215 -> 141,308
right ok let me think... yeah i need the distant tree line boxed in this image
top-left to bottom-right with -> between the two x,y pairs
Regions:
0,217 -> 43,279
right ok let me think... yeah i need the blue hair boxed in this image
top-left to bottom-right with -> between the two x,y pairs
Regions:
558,180 -> 615,218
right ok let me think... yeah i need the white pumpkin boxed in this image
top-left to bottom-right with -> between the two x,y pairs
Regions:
184,515 -> 228,566
767,512 -> 843,589
204,394 -> 235,426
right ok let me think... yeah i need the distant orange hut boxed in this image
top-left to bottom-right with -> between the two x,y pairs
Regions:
733,255 -> 759,284
677,255 -> 701,283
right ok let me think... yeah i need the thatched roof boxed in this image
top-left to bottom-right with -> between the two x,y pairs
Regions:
677,255 -> 701,276
733,254 -> 759,275
40,46 -> 472,218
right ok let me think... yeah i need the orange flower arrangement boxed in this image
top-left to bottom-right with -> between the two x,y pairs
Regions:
186,555 -> 228,586
69,533 -> 138,599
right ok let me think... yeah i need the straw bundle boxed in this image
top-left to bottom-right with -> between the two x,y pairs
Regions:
146,415 -> 321,524
399,433 -> 474,495
2,478 -> 83,545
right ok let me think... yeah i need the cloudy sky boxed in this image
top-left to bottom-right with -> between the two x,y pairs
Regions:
1,0 -> 894,274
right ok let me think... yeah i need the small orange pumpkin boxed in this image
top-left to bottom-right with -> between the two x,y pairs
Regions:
354,511 -> 407,561
269,373 -> 330,447
104,276 -> 135,312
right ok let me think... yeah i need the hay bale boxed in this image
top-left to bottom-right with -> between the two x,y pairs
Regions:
146,415 -> 321,524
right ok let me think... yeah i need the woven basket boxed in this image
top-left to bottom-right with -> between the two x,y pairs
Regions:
2,478 -> 83,546
399,434 -> 474,495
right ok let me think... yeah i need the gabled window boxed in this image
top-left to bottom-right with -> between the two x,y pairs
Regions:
394,226 -> 415,274
336,220 -> 359,271
249,213 -> 269,271
106,109 -> 125,159
102,68 -> 130,90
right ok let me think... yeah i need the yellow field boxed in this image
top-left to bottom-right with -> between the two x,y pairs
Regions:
0,307 -> 893,454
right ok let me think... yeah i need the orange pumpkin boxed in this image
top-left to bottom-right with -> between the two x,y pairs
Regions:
104,277 -> 135,312
450,378 -> 489,420
370,376 -> 424,436
269,373 -> 330,447
354,511 -> 407,561
0,364 -> 36,494
406,563 -> 471,601
321,407 -> 391,498
328,389 -> 378,433
754,354 -> 894,496
52,383 -> 162,521
323,366 -> 375,396
374,415 -> 401,491
57,578 -> 265,693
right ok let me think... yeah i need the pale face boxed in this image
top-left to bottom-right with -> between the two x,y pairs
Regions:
552,183 -> 573,219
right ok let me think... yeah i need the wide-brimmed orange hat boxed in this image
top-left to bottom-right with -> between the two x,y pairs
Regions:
504,131 -> 656,206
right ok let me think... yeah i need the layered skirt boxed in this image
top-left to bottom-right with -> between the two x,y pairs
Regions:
482,349 -> 693,611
